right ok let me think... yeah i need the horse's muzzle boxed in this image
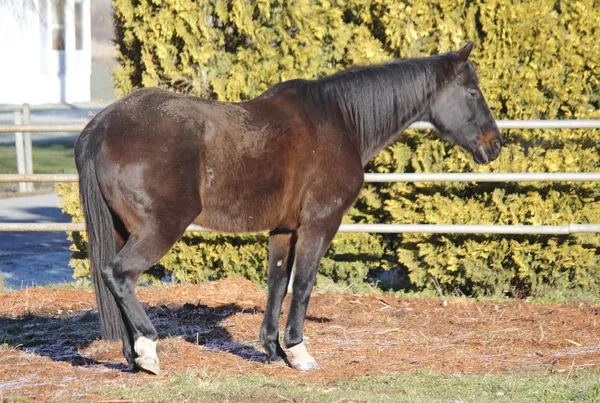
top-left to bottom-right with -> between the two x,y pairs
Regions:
473,132 -> 502,164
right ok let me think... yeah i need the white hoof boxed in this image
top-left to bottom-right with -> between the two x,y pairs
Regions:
134,336 -> 161,375
288,341 -> 320,371
134,356 -> 161,375
291,360 -> 320,371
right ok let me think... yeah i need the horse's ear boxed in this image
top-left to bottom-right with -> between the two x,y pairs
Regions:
453,41 -> 474,75
456,41 -> 474,62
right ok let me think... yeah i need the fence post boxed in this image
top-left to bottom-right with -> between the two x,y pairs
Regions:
23,103 -> 33,192
14,109 -> 27,192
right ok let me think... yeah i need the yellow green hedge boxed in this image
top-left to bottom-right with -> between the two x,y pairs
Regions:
57,0 -> 600,297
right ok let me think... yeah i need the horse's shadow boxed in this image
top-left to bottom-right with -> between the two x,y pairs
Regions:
0,302 -> 265,371
151,302 -> 266,363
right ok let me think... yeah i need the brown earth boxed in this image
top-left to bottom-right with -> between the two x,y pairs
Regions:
0,277 -> 599,400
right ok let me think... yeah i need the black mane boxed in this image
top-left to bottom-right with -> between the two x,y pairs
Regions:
271,54 -> 458,162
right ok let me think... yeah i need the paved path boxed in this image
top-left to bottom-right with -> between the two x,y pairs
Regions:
0,193 -> 74,290
0,103 -> 111,289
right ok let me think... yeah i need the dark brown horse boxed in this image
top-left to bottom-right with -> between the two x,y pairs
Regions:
75,42 -> 501,374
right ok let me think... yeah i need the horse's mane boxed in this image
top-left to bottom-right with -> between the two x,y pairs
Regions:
268,54 -> 459,160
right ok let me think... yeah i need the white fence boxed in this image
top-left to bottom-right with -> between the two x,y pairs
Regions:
0,120 -> 599,234
10,104 -> 34,192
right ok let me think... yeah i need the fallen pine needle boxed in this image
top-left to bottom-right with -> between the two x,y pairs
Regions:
375,328 -> 402,335
376,298 -> 393,308
565,339 -> 582,346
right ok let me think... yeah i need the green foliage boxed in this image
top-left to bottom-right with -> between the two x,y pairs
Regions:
56,0 -> 600,297
162,234 -> 269,284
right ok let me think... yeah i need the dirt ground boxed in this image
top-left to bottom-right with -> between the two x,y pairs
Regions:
0,277 -> 599,401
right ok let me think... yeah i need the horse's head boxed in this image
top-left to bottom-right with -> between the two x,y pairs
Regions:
427,42 -> 502,164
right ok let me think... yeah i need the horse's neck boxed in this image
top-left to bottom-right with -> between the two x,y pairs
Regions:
352,89 -> 435,166
356,108 -> 427,165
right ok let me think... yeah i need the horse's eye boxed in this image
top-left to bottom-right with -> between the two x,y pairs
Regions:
468,88 -> 478,97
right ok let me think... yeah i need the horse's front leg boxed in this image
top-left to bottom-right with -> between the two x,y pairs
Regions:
260,231 -> 297,363
282,217 -> 341,370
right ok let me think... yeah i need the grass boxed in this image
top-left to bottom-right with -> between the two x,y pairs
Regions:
96,369 -> 600,403
0,143 -> 76,195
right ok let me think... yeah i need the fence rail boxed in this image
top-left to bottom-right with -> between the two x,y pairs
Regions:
1,120 -> 600,133
2,172 -> 600,183
1,120 -> 599,234
0,124 -> 85,133
1,223 -> 599,234
0,171 -> 598,234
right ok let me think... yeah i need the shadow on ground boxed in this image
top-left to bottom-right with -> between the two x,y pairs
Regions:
0,302 -> 265,370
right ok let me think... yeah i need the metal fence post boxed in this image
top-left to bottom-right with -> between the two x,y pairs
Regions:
23,103 -> 33,192
13,109 -> 26,192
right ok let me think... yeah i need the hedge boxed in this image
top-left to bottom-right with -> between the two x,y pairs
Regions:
57,0 -> 600,297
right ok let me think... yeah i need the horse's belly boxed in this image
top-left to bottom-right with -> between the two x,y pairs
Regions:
193,193 -> 282,233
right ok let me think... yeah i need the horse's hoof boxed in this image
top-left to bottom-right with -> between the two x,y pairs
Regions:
287,341 -> 319,371
134,357 -> 161,375
290,360 -> 320,371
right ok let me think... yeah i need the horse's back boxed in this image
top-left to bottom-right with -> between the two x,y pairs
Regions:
77,86 -> 363,235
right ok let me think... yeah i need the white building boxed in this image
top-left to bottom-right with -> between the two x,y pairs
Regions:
0,0 -> 91,104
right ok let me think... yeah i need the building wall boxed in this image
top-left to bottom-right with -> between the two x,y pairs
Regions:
0,0 -> 91,105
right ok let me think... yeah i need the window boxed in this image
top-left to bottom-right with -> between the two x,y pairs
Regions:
52,0 -> 65,50
74,1 -> 83,50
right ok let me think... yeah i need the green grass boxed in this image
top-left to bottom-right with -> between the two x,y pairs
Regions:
0,143 -> 76,195
0,143 -> 76,174
97,369 -> 600,403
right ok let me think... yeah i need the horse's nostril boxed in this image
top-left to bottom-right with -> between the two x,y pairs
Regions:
478,145 -> 489,164
491,139 -> 502,153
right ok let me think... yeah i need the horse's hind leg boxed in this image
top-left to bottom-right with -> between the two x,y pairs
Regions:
111,220 -> 135,365
101,228 -> 181,374
260,231 -> 297,363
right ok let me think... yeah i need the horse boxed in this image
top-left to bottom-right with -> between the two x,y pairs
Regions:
74,42 -> 502,374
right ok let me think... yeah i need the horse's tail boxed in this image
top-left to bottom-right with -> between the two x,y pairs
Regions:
75,127 -> 126,340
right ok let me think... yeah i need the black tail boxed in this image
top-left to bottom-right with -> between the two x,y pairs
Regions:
75,130 -> 127,340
